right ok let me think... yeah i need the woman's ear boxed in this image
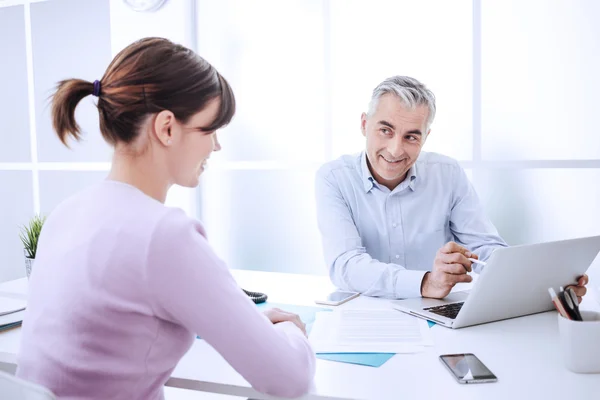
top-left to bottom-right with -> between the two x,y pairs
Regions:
153,110 -> 175,146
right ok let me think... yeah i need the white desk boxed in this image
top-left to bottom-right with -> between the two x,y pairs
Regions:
1,270 -> 599,400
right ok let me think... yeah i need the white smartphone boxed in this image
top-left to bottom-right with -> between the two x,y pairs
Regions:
315,290 -> 360,306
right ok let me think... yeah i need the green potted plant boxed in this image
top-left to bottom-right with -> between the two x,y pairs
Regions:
19,214 -> 46,279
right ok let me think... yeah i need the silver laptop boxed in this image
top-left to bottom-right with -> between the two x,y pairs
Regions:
392,235 -> 600,329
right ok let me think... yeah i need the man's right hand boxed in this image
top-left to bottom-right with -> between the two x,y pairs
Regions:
421,241 -> 474,299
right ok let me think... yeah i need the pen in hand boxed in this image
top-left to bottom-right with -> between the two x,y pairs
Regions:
468,258 -> 486,267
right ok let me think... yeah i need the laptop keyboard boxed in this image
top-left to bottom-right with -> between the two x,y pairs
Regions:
424,302 -> 464,319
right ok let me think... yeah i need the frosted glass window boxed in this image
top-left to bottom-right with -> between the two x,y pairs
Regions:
473,169 -> 600,246
481,0 -> 600,160
31,0 -> 112,163
200,169 -> 325,275
39,171 -> 107,216
0,171 -> 33,282
0,5 -> 31,162
195,0 -> 326,163
329,0 -> 473,161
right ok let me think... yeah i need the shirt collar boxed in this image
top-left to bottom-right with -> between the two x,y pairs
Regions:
360,151 -> 418,193
360,151 -> 376,192
407,163 -> 418,191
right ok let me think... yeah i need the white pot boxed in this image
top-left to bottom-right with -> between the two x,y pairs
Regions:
24,256 -> 34,279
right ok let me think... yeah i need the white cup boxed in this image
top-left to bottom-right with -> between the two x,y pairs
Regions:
558,311 -> 600,373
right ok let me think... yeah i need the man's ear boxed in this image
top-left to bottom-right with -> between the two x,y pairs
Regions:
361,113 -> 368,137
153,110 -> 175,146
423,128 -> 431,143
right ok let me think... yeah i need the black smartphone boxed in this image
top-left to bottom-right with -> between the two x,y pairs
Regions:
439,353 -> 498,384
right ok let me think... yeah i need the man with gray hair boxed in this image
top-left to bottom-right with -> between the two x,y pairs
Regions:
315,75 -> 588,300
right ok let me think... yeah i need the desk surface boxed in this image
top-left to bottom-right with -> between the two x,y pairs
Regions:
1,271 -> 599,400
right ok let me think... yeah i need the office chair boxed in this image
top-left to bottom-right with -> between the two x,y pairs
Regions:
0,371 -> 56,400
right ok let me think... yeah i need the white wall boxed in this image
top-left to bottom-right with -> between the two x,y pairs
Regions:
109,0 -> 195,53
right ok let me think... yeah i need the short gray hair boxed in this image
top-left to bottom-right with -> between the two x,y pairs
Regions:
367,76 -> 436,129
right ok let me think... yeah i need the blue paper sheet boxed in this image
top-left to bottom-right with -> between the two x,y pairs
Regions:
317,352 -> 395,367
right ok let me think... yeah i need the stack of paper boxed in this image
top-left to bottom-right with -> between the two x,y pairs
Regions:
309,309 -> 433,354
0,297 -> 26,333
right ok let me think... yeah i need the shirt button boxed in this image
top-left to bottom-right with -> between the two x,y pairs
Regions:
395,255 -> 400,259
392,223 -> 397,228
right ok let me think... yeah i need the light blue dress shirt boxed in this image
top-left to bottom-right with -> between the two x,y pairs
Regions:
315,151 -> 507,299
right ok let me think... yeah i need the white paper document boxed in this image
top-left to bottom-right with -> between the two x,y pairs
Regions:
309,309 -> 433,353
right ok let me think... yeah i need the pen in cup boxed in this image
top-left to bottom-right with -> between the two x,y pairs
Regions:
548,287 -> 572,320
561,287 -> 583,321
549,287 -> 583,321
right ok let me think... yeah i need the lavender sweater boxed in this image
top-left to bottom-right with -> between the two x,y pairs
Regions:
16,180 -> 315,399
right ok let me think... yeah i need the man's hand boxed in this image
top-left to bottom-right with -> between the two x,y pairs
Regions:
263,307 -> 307,336
421,242 -> 474,299
566,274 -> 589,304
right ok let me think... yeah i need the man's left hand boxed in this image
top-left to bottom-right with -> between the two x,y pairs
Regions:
566,274 -> 588,304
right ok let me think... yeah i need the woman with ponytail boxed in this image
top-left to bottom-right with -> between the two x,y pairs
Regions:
16,37 -> 315,399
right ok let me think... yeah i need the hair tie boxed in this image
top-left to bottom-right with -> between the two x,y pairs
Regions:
92,80 -> 101,97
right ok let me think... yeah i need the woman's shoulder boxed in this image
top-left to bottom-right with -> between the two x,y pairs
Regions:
45,180 -> 206,244
153,206 -> 206,240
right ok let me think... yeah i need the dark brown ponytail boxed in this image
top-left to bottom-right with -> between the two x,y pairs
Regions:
52,79 -> 95,146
